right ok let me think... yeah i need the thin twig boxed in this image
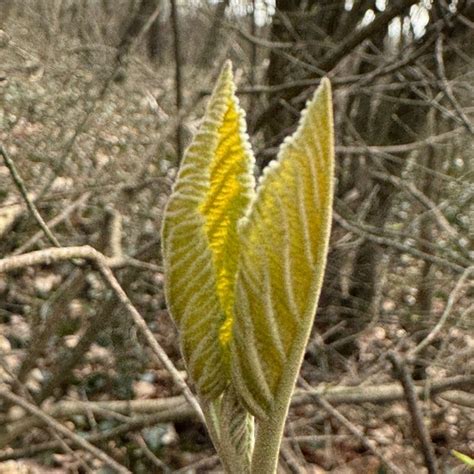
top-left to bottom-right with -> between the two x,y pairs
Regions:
132,434 -> 172,473
370,171 -> 458,241
0,410 -> 194,461
2,374 -> 471,427
249,0 -> 258,116
174,455 -> 220,474
408,266 -> 473,358
387,352 -> 439,474
13,192 -> 91,255
0,144 -> 61,247
299,378 -> 403,474
0,245 -> 160,273
199,37 -> 436,97
47,427 -> 95,473
94,261 -> 205,423
336,127 -> 463,155
0,245 -> 203,423
293,374 -> 474,407
170,0 -> 184,160
2,396 -> 189,423
435,34 -> 474,134
0,387 -> 131,474
2,374 -> 471,452
439,390 -> 474,408
318,0 -> 418,72
333,211 -> 466,273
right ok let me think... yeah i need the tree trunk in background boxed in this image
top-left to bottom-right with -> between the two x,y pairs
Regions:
263,0 -> 399,349
0,0 -> 14,27
263,0 -> 301,149
416,112 -> 437,320
341,1 -> 474,351
264,0 -> 473,356
248,0 -> 258,115
115,0 -> 159,65
260,0 -> 370,160
146,0 -> 163,63
342,21 -> 402,340
170,0 -> 184,159
198,0 -> 230,68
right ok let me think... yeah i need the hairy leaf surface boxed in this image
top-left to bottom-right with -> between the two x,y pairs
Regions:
162,62 -> 255,398
231,79 -> 334,418
218,387 -> 254,472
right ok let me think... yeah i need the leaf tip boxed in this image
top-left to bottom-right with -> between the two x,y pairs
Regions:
311,77 -> 333,111
320,76 -> 331,90
222,59 -> 233,72
218,60 -> 234,86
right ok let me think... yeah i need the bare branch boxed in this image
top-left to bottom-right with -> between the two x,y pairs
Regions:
333,212 -> 466,273
0,388 -> 131,474
0,144 -> 61,247
0,245 -> 203,423
388,352 -> 439,474
439,390 -> 474,408
299,377 -> 403,474
13,192 -> 91,256
170,0 -> 184,159
435,34 -> 474,134
318,0 -> 419,72
408,268 -> 474,358
0,245 -> 161,273
3,375 -> 471,441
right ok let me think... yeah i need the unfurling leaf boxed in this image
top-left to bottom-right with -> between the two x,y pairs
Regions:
231,79 -> 334,418
218,387 -> 254,472
161,61 -> 255,399
162,62 -> 334,473
163,61 -> 333,427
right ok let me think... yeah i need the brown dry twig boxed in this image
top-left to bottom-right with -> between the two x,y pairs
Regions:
1,375 -> 471,460
0,410 -> 194,462
388,352 -> 439,474
299,377 -> 403,474
132,434 -> 172,473
170,0 -> 184,159
434,34 -> 474,134
333,211 -> 466,273
0,245 -> 203,423
12,192 -> 91,256
0,245 -> 161,273
408,266 -> 473,358
439,390 -> 474,408
0,144 -> 61,247
2,373 -> 471,427
0,387 -> 131,474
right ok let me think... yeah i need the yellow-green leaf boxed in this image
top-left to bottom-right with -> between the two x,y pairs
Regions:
452,450 -> 474,467
231,79 -> 334,418
218,387 -> 254,473
161,62 -> 255,399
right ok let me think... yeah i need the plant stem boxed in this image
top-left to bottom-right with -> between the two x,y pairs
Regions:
201,399 -> 237,474
250,395 -> 289,473
250,312 -> 316,473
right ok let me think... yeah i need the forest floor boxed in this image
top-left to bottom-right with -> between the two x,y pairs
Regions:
1,15 -> 473,474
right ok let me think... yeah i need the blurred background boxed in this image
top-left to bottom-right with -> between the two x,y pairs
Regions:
0,0 -> 472,472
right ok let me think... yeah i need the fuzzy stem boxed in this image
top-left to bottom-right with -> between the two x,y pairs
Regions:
250,248 -> 329,474
201,398 -> 245,474
250,312 -> 316,473
250,393 -> 290,473
201,401 -> 230,472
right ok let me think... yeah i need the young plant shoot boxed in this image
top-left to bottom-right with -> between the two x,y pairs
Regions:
162,61 -> 334,474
